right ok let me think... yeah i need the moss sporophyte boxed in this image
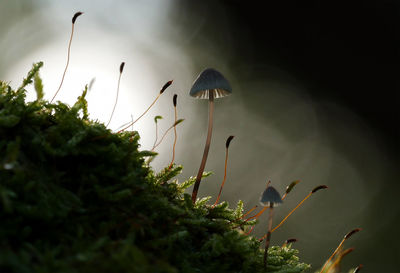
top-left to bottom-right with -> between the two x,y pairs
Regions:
0,11 -> 363,273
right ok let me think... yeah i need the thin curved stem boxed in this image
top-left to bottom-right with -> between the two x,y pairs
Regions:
271,192 -> 312,232
328,248 -> 354,272
168,105 -> 178,169
241,205 -> 258,219
259,189 -> 326,241
191,91 -> 214,203
246,206 -> 267,222
152,119 -> 183,151
106,71 -> 122,127
152,123 -> 174,151
245,225 -> 256,235
213,146 -> 229,206
118,93 -> 161,133
51,23 -> 75,103
323,228 -> 360,272
319,238 -> 347,273
152,121 -> 159,150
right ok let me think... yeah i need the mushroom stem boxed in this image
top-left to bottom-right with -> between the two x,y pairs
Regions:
263,204 -> 274,269
191,91 -> 214,203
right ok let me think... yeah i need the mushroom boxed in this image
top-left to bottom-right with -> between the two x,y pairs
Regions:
258,184 -> 328,242
245,180 -> 301,224
189,68 -> 232,203
259,184 -> 283,269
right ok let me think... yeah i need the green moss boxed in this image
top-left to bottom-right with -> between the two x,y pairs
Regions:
0,63 -> 310,273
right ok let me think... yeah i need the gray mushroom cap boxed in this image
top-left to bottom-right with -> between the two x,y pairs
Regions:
260,186 -> 283,207
189,68 -> 232,99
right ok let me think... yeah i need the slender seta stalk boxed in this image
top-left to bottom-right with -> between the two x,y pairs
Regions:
106,62 -> 125,127
213,135 -> 234,206
118,80 -> 172,133
152,116 -> 162,150
152,119 -> 184,151
258,185 -> 328,241
319,228 -> 361,273
244,180 -> 300,234
271,185 -> 327,232
51,12 -> 83,103
168,94 -> 178,169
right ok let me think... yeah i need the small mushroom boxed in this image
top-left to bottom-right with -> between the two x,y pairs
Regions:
259,184 -> 328,242
189,68 -> 232,203
259,184 -> 283,269
245,180 -> 299,224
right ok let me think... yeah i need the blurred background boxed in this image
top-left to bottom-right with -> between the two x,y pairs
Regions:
1,0 -> 398,272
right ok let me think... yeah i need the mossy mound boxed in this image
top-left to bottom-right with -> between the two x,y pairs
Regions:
0,63 -> 310,273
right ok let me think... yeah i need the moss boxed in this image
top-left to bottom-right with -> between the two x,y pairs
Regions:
0,63 -> 310,273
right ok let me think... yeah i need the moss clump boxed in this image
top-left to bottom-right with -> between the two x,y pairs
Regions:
0,63 -> 310,273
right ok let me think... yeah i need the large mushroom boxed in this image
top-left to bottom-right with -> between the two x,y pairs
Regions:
189,68 -> 232,203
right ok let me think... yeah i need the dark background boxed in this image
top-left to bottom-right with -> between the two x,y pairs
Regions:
173,1 -> 399,272
179,0 -> 399,150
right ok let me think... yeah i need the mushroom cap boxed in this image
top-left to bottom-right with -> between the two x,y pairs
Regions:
259,186 -> 283,207
189,68 -> 232,99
